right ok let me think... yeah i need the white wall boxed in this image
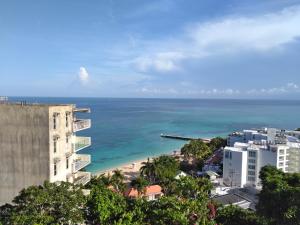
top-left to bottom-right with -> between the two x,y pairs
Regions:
49,105 -> 74,183
223,148 -> 247,187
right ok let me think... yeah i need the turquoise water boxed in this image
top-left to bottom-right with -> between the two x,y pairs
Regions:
11,98 -> 300,173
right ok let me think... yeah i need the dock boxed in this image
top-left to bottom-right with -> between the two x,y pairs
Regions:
160,134 -> 211,143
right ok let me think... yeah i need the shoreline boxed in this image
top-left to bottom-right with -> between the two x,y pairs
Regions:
92,149 -> 181,182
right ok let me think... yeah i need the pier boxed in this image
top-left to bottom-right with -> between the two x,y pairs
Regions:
160,134 -> 211,143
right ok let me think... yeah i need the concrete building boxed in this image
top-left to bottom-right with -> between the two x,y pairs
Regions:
223,128 -> 300,188
0,101 -> 92,205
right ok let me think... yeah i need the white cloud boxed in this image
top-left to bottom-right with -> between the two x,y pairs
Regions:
137,87 -> 241,96
195,88 -> 240,96
190,6 -> 300,52
138,87 -> 178,95
78,67 -> 89,85
287,82 -> 299,89
246,83 -> 300,95
136,82 -> 300,97
134,5 -> 300,73
135,52 -> 184,72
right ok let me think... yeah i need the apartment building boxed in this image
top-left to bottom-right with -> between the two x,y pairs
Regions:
0,101 -> 92,205
223,128 -> 300,188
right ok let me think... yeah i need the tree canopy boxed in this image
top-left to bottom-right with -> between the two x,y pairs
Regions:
86,185 -> 128,225
208,137 -> 227,151
216,205 -> 266,225
181,140 -> 212,168
257,165 -> 300,225
3,159 -> 298,225
130,176 -> 149,197
140,155 -> 179,184
215,166 -> 300,225
0,181 -> 86,225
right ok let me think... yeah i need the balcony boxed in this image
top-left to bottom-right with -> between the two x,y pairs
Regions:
73,119 -> 91,132
74,171 -> 91,186
73,154 -> 91,172
74,136 -> 91,152
74,108 -> 91,113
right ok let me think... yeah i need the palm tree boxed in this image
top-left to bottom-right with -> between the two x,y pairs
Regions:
140,158 -> 156,183
111,169 -> 125,193
99,173 -> 112,186
131,176 -> 149,197
154,155 -> 179,182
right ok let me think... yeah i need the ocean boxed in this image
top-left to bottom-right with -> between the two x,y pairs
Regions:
10,97 -> 300,173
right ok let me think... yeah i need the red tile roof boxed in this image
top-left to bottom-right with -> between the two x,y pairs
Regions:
124,185 -> 162,198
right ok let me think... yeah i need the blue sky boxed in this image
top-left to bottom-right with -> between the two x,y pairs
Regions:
1,0 -> 300,98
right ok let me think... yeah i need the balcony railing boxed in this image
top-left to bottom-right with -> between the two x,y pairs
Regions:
74,171 -> 91,186
73,119 -> 91,132
74,136 -> 91,152
74,108 -> 91,113
73,154 -> 91,172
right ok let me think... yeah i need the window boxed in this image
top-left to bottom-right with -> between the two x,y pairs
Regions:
66,157 -> 69,169
225,151 -> 229,159
279,149 -> 285,155
279,156 -> 284,161
225,151 -> 232,159
248,176 -> 255,181
249,151 -> 256,158
248,165 -> 256,170
54,164 -> 57,176
53,116 -> 57,129
66,113 -> 69,127
248,159 -> 256,164
248,171 -> 255,176
154,194 -> 161,199
54,140 -> 57,153
279,162 -> 284,167
66,135 -> 69,144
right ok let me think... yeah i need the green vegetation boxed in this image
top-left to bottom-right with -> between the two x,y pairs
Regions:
85,161 -> 216,225
180,137 -> 226,172
87,169 -> 126,193
208,136 -> 227,151
257,166 -> 300,225
181,139 -> 212,163
140,155 -> 179,184
86,184 -> 128,224
295,128 -> 300,131
131,176 -> 149,196
216,205 -> 267,225
215,165 -> 300,225
0,154 -> 216,225
1,148 -> 298,225
0,181 -> 86,225
173,176 -> 213,199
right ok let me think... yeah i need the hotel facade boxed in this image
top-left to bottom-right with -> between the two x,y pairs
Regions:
223,128 -> 300,188
0,101 -> 91,205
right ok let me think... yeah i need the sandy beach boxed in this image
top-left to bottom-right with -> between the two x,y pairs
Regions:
93,149 -> 181,182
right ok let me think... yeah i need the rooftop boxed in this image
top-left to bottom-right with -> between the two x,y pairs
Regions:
224,146 -> 244,152
124,185 -> 162,198
0,101 -> 90,113
213,193 -> 251,208
0,101 -> 73,107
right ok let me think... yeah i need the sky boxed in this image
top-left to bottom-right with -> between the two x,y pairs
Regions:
1,0 -> 300,99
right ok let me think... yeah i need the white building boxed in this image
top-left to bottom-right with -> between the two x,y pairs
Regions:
223,128 -> 300,188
